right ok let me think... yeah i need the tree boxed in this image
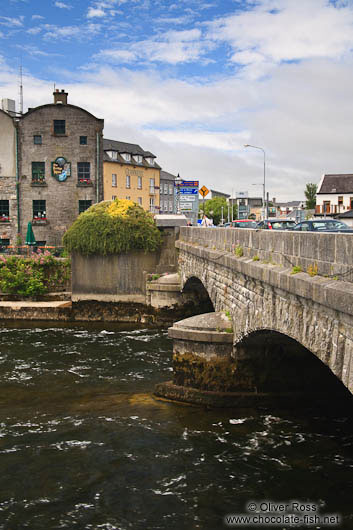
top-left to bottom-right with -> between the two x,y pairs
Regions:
199,197 -> 232,225
304,183 -> 317,209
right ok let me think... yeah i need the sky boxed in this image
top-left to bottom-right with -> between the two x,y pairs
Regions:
1,0 -> 353,201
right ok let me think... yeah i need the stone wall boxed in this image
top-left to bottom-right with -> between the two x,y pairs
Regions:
177,229 -> 353,394
180,226 -> 353,282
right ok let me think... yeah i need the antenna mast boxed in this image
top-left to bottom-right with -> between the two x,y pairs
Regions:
19,61 -> 23,114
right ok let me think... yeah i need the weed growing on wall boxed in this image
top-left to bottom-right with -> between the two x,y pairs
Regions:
63,199 -> 162,256
0,251 -> 71,297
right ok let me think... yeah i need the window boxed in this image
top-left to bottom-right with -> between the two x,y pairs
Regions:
149,197 -> 155,212
146,157 -> 154,165
138,197 -> 142,206
169,184 -> 173,195
169,200 -> 173,212
32,162 -> 45,182
54,120 -> 65,135
79,200 -> 92,214
112,174 -> 117,187
33,135 -> 42,145
149,178 -> 155,194
134,155 -> 142,164
0,200 -> 9,221
77,162 -> 90,182
137,176 -> 142,189
323,201 -> 331,214
107,151 -> 118,160
112,195 -> 117,200
126,175 -> 131,188
163,183 -> 168,194
33,200 -> 46,219
121,153 -> 131,162
80,136 -> 87,145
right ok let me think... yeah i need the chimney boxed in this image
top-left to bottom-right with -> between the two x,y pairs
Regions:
53,89 -> 68,105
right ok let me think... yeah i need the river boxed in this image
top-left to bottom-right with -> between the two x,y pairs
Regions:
0,322 -> 351,529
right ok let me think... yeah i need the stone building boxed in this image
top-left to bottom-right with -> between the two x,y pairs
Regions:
0,107 -> 18,246
160,170 -> 176,214
17,89 -> 104,246
103,139 -> 160,213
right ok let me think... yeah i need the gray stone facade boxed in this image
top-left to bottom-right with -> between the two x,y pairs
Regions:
0,110 -> 18,246
17,90 -> 104,246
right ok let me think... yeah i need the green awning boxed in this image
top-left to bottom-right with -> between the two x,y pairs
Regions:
25,221 -> 36,245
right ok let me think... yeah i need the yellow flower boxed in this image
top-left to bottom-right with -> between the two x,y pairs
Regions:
107,199 -> 135,218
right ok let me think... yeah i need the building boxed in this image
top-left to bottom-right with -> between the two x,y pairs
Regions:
17,89 -> 104,246
103,139 -> 160,213
316,174 -> 353,216
160,170 -> 176,214
0,106 -> 17,246
274,200 -> 306,222
228,193 -> 263,220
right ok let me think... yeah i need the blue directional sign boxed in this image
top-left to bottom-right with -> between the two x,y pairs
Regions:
180,188 -> 198,194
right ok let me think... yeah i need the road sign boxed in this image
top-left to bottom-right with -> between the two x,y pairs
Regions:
175,180 -> 199,187
180,188 -> 198,195
199,185 -> 209,198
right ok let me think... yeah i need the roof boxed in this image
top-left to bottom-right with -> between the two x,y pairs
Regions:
160,170 -> 177,181
318,174 -> 353,194
21,103 -> 103,123
210,189 -> 230,198
276,201 -> 304,207
103,138 -> 161,169
103,138 -> 155,157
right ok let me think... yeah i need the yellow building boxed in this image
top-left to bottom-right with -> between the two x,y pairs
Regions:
103,139 -> 161,213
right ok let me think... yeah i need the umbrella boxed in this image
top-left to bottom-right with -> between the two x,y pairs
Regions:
25,221 -> 36,246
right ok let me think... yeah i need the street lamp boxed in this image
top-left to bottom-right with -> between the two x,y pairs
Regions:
244,144 -> 267,220
175,173 -> 182,215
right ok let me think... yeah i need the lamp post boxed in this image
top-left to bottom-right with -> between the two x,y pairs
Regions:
175,173 -> 182,215
244,144 -> 267,220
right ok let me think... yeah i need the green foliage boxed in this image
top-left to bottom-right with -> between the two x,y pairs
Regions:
199,197 -> 233,226
63,200 -> 162,256
0,253 -> 71,298
253,255 -> 260,261
307,263 -> 318,277
304,183 -> 317,209
291,265 -> 302,274
235,245 -> 243,257
224,310 -> 232,321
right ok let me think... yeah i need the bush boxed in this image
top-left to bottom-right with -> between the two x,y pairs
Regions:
0,252 -> 71,298
63,199 -> 162,256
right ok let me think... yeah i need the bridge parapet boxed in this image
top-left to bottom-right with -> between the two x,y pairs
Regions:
180,227 -> 353,283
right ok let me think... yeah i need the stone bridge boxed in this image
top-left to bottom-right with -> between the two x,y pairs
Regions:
155,227 -> 353,404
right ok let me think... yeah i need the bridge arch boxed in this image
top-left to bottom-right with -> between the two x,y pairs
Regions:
182,275 -> 214,313
232,329 -> 351,399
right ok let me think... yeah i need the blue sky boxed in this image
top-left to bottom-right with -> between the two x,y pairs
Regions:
2,0 -> 353,200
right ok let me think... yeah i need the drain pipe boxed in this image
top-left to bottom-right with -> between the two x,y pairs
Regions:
15,125 -> 20,238
96,132 -> 100,203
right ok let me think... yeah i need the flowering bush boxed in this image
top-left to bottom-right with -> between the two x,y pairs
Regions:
0,252 -> 71,298
63,198 -> 162,256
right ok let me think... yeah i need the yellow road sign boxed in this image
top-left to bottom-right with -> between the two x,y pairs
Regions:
199,185 -> 209,198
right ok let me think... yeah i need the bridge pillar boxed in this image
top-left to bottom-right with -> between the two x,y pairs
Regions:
154,312 -> 262,407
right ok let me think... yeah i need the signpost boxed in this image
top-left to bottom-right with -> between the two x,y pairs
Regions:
175,180 -> 199,224
199,185 -> 210,217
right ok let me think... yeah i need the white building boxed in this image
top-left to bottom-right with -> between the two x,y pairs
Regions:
316,174 -> 353,216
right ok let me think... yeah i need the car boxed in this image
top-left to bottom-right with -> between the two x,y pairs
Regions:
257,218 -> 297,230
292,220 -> 353,232
230,219 -> 258,228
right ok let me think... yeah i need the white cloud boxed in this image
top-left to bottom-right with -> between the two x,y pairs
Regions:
98,28 -> 213,65
0,16 -> 24,27
32,15 -> 45,20
55,1 -> 73,9
87,7 -> 106,18
206,0 -> 353,74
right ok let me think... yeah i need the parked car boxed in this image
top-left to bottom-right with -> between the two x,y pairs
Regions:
230,219 -> 258,228
292,220 -> 353,232
257,219 -> 297,230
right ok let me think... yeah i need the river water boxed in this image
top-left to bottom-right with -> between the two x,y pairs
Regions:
0,322 -> 351,530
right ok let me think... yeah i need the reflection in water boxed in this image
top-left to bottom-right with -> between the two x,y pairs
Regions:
0,322 -> 351,529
